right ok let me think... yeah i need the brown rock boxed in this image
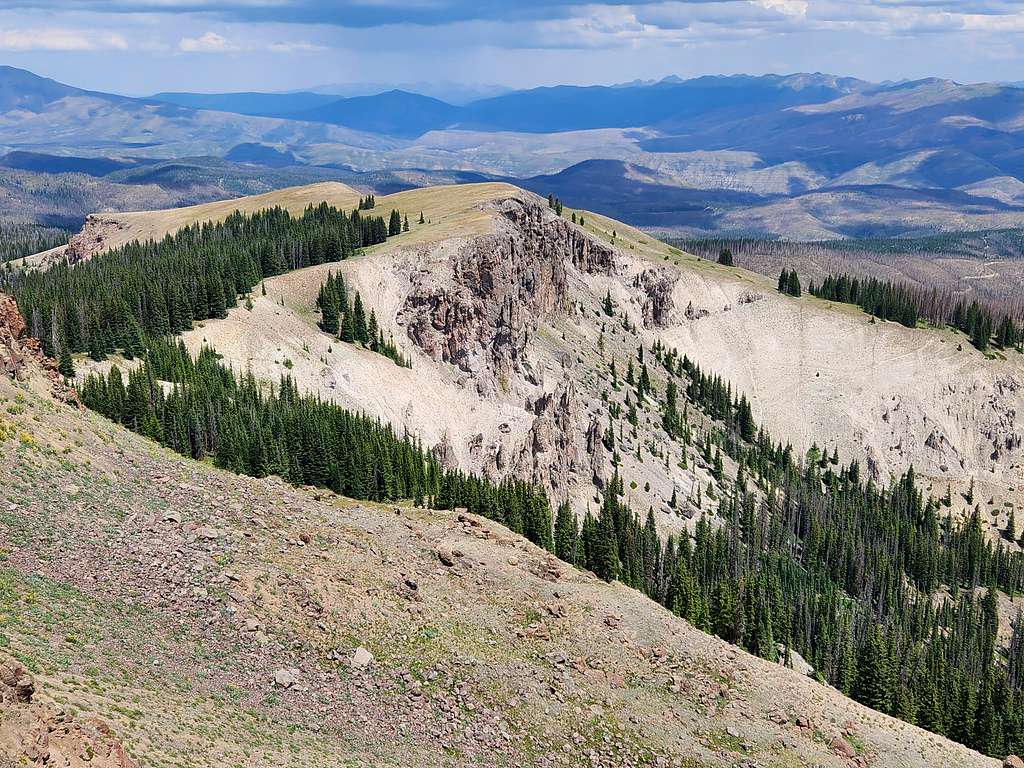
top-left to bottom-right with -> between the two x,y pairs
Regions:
437,546 -> 456,567
0,292 -> 81,407
831,736 -> 856,759
14,673 -> 34,703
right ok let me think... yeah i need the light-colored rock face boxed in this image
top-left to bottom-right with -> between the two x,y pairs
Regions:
344,188 -> 1024,533
657,267 -> 1024,517
65,180 -> 1024,536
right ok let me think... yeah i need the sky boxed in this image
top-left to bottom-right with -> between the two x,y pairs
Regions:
0,1 -> 1023,96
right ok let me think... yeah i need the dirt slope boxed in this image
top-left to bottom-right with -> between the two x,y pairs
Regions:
0,300 -> 999,768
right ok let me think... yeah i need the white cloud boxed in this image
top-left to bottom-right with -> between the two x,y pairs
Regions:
0,27 -> 128,51
756,0 -> 809,17
178,31 -> 238,52
177,30 -> 325,54
268,40 -> 327,53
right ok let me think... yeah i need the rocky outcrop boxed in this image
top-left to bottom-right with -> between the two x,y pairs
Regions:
638,268 -> 677,329
586,416 -> 612,489
0,293 -> 80,407
400,197 -> 616,380
514,379 -> 586,501
432,432 -> 458,470
0,658 -> 136,767
64,214 -> 129,266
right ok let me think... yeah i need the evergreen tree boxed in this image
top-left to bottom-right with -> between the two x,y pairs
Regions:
853,626 -> 891,713
603,291 -> 614,317
554,502 -> 579,563
57,352 -> 75,378
352,292 -> 369,345
787,270 -> 802,297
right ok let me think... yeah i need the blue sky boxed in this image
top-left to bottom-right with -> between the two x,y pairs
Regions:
1,1 -> 1023,95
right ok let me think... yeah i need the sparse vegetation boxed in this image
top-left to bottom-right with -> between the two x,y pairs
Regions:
316,272 -> 411,368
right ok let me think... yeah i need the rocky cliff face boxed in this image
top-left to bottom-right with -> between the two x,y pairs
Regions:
395,196 -> 626,505
638,267 -> 678,329
512,379 -> 586,500
400,197 -> 616,383
0,293 -> 80,406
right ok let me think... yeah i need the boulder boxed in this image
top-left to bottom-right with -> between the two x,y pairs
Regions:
437,546 -> 456,567
831,736 -> 856,759
273,668 -> 300,688
351,646 -> 374,669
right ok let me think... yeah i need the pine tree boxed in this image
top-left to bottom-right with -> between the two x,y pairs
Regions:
353,292 -> 369,345
853,626 -> 891,713
553,502 -> 578,563
320,287 -> 340,335
602,291 -> 614,317
787,270 -> 802,297
778,268 -> 789,293
57,352 -> 75,378
340,305 -> 355,343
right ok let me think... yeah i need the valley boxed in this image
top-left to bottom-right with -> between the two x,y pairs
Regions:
5,68 -> 1024,240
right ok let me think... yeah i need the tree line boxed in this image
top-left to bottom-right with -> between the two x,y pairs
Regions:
79,336 -> 553,549
809,271 -> 1021,352
0,221 -> 70,263
809,273 -> 919,328
1,201 -> 401,360
672,236 -> 1024,351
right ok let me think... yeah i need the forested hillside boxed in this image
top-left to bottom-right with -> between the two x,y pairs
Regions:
806,271 -> 1021,352
2,202 -> 396,360
675,233 -> 1024,317
0,221 -> 69,263
79,338 -> 553,548
73,302 -> 1024,760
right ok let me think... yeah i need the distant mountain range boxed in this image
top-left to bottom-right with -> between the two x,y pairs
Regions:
4,65 -> 1024,238
148,72 -> 872,137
